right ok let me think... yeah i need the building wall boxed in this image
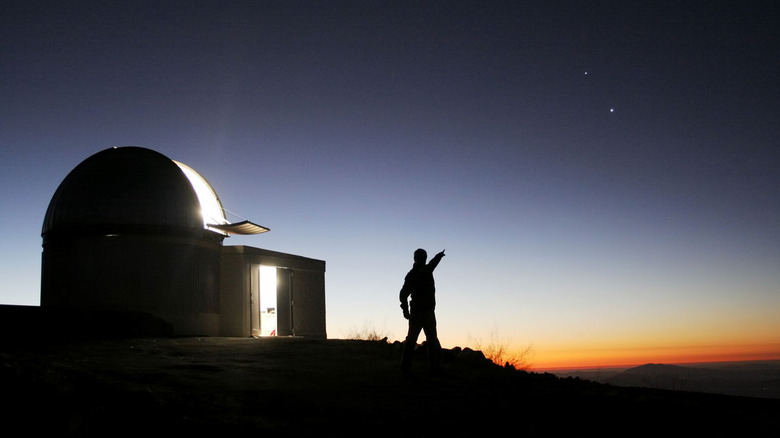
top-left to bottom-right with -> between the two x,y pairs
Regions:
41,238 -> 325,339
219,245 -> 326,338
41,233 -> 221,336
218,248 -> 252,337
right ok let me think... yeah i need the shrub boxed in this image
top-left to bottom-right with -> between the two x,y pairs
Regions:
469,329 -> 534,371
345,321 -> 389,341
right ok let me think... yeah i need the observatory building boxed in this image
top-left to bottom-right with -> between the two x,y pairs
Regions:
41,146 -> 326,338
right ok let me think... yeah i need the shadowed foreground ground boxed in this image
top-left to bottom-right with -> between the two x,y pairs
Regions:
2,336 -> 778,436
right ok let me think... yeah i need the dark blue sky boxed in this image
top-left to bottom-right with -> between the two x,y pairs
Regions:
2,1 -> 778,367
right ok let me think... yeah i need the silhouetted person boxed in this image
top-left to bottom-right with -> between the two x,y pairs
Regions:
400,248 -> 445,376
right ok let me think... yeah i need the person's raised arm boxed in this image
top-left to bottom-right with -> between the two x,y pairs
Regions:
428,249 -> 446,271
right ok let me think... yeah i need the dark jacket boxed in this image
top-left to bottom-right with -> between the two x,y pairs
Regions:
399,252 -> 444,313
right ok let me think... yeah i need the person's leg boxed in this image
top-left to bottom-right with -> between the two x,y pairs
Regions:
421,312 -> 441,372
401,316 -> 423,373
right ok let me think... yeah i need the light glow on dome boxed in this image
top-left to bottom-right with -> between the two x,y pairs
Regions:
174,160 -> 228,233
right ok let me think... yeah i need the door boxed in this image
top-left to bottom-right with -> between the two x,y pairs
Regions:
276,268 -> 293,336
250,266 -> 261,337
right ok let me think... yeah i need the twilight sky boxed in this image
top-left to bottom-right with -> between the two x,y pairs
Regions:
2,1 -> 778,369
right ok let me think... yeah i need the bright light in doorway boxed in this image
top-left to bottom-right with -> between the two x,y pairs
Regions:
259,265 -> 278,336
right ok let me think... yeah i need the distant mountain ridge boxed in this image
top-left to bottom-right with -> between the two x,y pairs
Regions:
555,361 -> 780,399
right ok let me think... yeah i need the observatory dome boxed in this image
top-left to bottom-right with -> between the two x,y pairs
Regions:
42,147 -> 221,239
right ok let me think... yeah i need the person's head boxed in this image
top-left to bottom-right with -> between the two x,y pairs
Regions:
413,248 -> 427,265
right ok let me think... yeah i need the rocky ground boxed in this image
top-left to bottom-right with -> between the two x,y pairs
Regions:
2,336 -> 778,437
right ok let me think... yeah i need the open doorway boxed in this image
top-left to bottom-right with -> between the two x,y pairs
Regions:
253,265 -> 293,337
258,265 -> 277,336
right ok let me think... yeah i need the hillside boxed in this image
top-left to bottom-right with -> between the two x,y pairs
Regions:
554,362 -> 780,400
2,336 -> 778,436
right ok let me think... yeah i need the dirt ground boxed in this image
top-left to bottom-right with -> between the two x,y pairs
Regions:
3,336 -> 779,436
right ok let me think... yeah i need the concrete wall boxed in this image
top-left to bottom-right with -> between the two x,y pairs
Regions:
219,245 -> 326,338
41,233 -> 221,336
218,247 -> 252,337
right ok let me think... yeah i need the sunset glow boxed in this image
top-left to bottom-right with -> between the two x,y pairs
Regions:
532,344 -> 780,371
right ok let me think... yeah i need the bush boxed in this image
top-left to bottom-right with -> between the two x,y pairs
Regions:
345,322 -> 389,342
469,329 -> 534,371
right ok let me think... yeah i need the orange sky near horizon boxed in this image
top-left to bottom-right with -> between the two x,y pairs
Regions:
530,343 -> 780,371
428,301 -> 780,372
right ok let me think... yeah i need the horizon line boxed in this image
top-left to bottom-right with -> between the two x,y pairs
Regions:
535,358 -> 780,372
